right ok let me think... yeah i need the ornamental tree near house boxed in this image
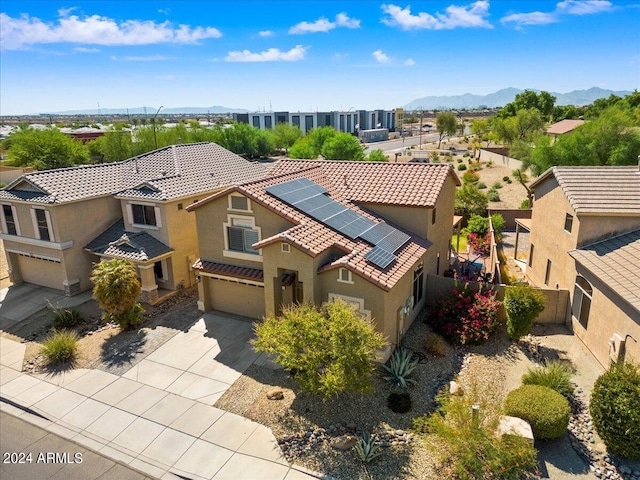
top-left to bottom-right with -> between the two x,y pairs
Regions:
504,284 -> 545,341
91,259 -> 144,330
436,111 -> 458,149
253,301 -> 385,397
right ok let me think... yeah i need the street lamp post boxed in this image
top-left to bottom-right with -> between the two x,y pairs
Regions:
153,106 -> 164,149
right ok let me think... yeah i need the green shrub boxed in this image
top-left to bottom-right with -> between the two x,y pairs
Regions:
506,178 -> 512,184
41,329 -> 78,364
388,391 -> 412,413
505,285 -> 545,340
52,307 -> 83,329
416,391 -> 538,479
477,181 -> 487,189
522,360 -> 573,399
520,199 -> 531,209
424,332 -> 448,357
487,189 -> 500,202
502,176 -> 510,182
492,181 -> 503,189
490,213 -> 506,235
462,171 -> 480,183
590,362 -> 640,459
504,385 -> 570,439
383,347 -> 419,389
114,303 -> 145,330
457,163 -> 467,171
457,158 -> 463,164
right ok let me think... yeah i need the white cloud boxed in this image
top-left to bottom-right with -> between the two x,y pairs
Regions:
158,8 -> 171,15
404,58 -> 415,66
289,12 -> 360,34
259,30 -> 274,37
501,12 -> 558,25
381,1 -> 492,30
225,45 -> 307,62
332,52 -> 349,60
122,55 -> 173,61
372,49 -> 390,63
74,46 -> 99,53
0,11 -> 222,50
556,0 -> 612,15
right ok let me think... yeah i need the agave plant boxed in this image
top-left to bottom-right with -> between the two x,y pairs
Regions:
383,347 -> 419,389
353,432 -> 382,463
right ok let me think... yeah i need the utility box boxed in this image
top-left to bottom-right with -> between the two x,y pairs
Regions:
608,333 -> 626,364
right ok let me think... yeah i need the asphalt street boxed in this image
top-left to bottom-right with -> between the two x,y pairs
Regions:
0,411 -> 151,480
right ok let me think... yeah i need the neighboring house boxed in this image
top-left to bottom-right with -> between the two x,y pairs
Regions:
0,143 -> 267,303
187,160 -> 460,361
545,119 -> 585,143
524,166 -> 640,367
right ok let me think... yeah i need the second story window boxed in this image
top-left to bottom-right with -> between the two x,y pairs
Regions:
564,213 -> 573,233
1,204 -> 19,235
31,208 -> 53,241
337,268 -> 353,283
229,195 -> 249,211
228,223 -> 260,255
132,204 -> 157,226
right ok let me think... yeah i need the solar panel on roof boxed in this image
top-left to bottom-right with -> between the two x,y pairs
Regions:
324,209 -> 362,234
340,216 -> 377,239
295,194 -> 333,213
377,229 -> 411,253
310,202 -> 346,221
365,246 -> 396,269
360,222 -> 395,245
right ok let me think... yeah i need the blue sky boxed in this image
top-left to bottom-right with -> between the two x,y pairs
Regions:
1,1 -> 638,115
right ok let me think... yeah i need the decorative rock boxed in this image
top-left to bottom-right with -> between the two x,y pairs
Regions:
497,416 -> 535,445
331,435 -> 357,450
266,388 -> 284,400
449,380 -> 462,395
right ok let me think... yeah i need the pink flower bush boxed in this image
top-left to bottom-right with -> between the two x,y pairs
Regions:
429,282 -> 500,345
467,232 -> 490,257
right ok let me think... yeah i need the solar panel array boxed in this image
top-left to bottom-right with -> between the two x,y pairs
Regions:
265,178 -> 410,269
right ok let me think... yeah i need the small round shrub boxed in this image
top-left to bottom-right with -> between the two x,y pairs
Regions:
457,163 -> 467,171
522,360 -> 573,399
520,199 -> 531,209
502,176 -> 510,182
506,178 -> 512,184
590,362 -> 640,459
492,181 -> 503,189
457,158 -> 463,164
505,284 -> 545,340
52,308 -> 83,329
504,385 -> 570,439
487,189 -> 500,202
41,329 -> 78,364
388,391 -> 412,413
462,171 -> 480,183
424,332 -> 448,357
477,181 -> 487,189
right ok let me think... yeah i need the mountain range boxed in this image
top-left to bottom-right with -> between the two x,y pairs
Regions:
404,87 -> 632,110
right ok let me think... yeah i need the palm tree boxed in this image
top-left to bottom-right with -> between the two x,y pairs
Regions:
91,259 -> 143,330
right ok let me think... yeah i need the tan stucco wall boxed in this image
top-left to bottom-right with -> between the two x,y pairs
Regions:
193,193 -> 294,269
577,215 -> 640,247
572,266 -> 640,367
362,204 -> 429,238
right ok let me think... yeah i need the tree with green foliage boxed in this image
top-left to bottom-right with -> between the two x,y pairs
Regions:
308,126 -> 337,156
321,132 -> 365,160
493,109 -> 545,146
454,183 -> 488,217
499,90 -> 556,121
253,301 -> 385,397
91,259 -> 144,330
529,105 -> 640,174
8,127 -> 89,170
89,126 -> 134,162
289,137 -> 316,159
463,214 -> 505,238
273,122 -> 302,154
366,149 -> 388,162
436,111 -> 458,148
504,284 -> 545,340
512,169 -> 534,207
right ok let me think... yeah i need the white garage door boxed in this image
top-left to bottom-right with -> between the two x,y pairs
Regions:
16,254 -> 64,290
207,277 -> 265,319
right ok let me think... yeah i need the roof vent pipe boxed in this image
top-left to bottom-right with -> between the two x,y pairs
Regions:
343,174 -> 348,188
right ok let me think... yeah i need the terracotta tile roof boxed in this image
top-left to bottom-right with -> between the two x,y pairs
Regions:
194,168 -> 431,291
546,119 -> 585,136
267,160 -> 460,207
569,229 -> 640,314
84,219 -> 173,262
530,166 -> 640,215
192,259 -> 264,282
0,143 -> 267,204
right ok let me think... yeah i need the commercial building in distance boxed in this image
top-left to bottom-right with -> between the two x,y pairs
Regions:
232,109 -> 400,135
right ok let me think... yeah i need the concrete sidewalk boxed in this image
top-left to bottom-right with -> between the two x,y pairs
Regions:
0,318 -> 322,480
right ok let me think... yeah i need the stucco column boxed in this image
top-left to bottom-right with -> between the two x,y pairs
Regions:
138,264 -> 158,304
514,223 -> 521,260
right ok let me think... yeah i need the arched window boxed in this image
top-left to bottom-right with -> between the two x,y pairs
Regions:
573,276 -> 592,328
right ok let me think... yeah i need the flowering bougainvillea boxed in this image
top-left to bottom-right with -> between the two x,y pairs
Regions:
467,232 -> 491,257
429,282 -> 501,344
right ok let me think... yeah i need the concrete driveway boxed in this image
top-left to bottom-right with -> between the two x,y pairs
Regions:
0,283 -> 93,331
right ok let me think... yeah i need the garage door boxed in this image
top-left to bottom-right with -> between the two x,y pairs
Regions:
16,254 -> 64,290
207,277 -> 265,319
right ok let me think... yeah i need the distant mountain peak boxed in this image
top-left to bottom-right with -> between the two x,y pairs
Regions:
404,87 -> 632,110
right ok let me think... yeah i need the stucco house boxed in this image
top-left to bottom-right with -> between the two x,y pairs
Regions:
0,143 -> 266,303
524,165 -> 640,367
545,119 -> 585,143
187,160 -> 460,360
